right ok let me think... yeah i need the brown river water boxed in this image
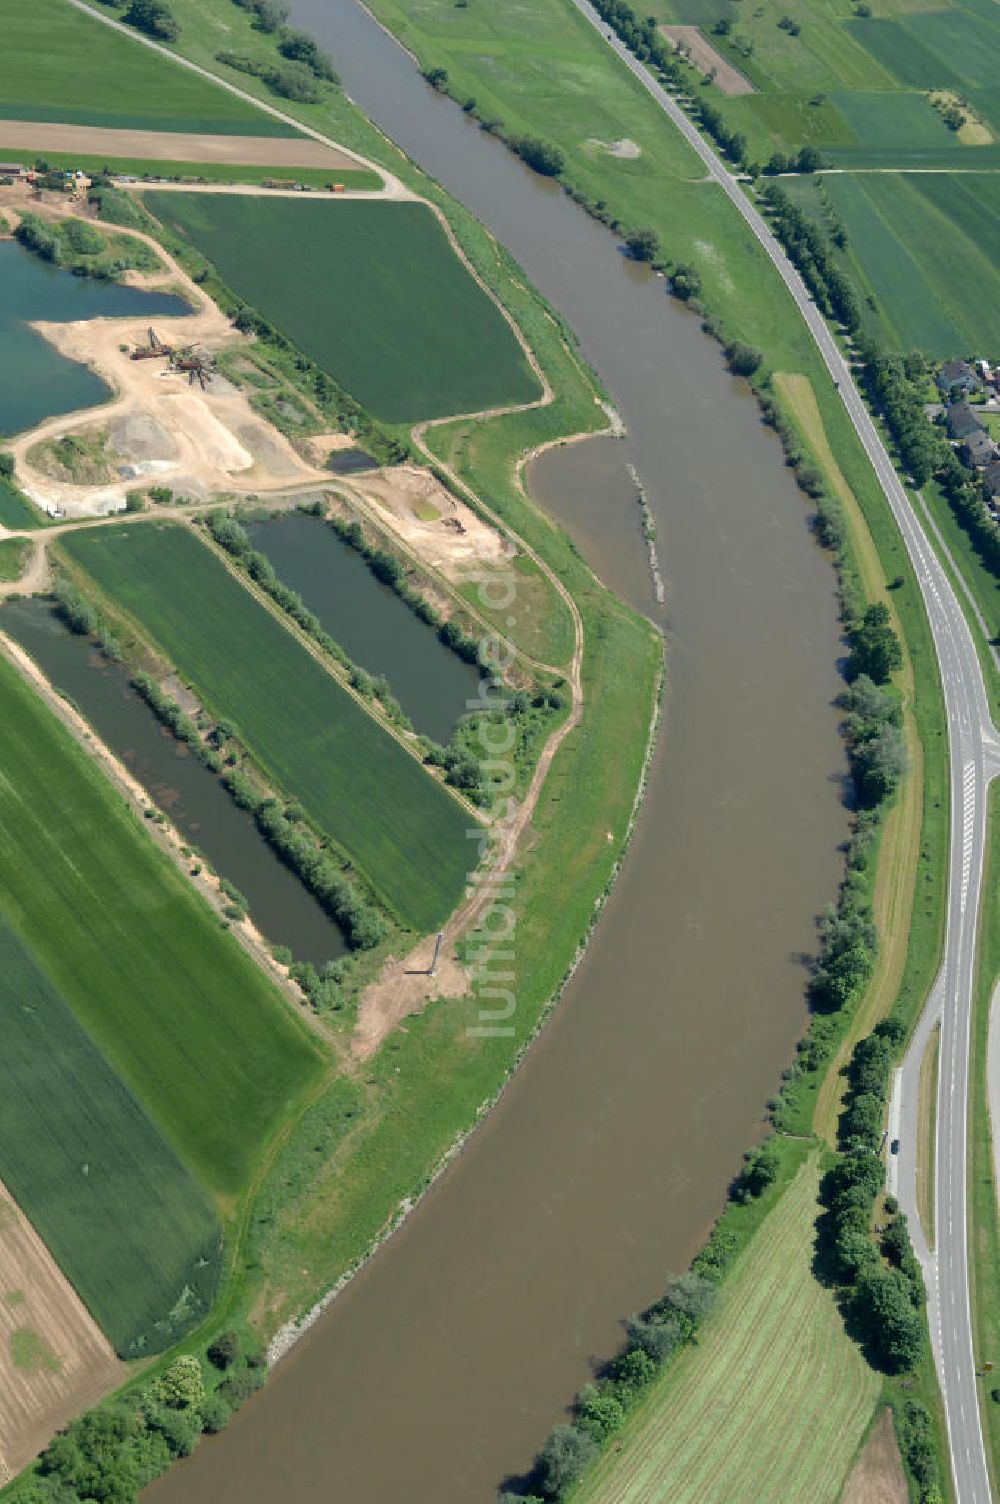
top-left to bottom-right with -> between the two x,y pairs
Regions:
149,4 -> 849,1499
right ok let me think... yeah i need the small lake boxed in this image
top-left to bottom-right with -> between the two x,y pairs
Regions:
245,513 -> 481,743
1,599 -> 347,969
0,240 -> 188,438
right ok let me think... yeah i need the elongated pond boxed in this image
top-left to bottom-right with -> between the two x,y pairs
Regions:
244,513 -> 480,743
0,240 -> 187,438
149,4 -> 850,1500
1,598 -> 346,968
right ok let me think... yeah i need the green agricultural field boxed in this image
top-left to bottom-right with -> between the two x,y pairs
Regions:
145,194 -> 539,422
59,524 -> 472,931
0,648 -> 323,1199
0,920 -> 220,1356
575,1156 -> 881,1504
1,0 -> 294,135
850,7 -> 1000,93
821,172 -> 1000,354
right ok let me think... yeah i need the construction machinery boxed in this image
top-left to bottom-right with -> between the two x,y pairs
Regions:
170,347 -> 216,390
130,327 -> 173,362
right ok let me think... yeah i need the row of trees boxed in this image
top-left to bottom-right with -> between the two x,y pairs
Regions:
502,1272 -> 720,1501
822,1016 -> 928,1375
221,774 -> 386,952
760,183 -> 861,333
205,513 -> 412,730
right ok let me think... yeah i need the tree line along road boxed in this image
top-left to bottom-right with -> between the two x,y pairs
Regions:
567,0 -> 1000,1497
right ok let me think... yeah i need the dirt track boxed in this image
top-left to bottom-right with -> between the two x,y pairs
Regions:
0,1183 -> 124,1486
0,119 -> 359,169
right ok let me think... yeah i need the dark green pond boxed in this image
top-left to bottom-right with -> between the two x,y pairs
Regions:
245,513 -> 481,743
0,240 -> 188,437
1,599 -> 346,968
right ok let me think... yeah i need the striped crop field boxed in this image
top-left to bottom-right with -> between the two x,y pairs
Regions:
59,523 -> 472,932
0,921 -> 220,1357
0,648 -> 324,1200
576,1155 -> 881,1504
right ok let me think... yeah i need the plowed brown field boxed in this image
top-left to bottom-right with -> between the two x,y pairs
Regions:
0,119 -> 357,168
0,1182 -> 123,1485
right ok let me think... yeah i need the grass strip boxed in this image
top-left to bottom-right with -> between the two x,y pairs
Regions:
970,782 -> 1000,1491
918,1023 -> 940,1249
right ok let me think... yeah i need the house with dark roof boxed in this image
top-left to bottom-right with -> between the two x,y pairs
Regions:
947,401 -> 985,441
963,429 -> 998,468
984,460 -> 1000,499
937,359 -> 981,398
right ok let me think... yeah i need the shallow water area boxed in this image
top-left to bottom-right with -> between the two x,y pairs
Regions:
244,512 -> 481,743
1,598 -> 347,967
0,240 -> 187,437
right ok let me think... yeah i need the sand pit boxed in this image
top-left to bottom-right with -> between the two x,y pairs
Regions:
1,201 -> 328,516
661,26 -> 755,94
352,465 -> 513,581
0,1185 -> 124,1485
0,120 -> 363,171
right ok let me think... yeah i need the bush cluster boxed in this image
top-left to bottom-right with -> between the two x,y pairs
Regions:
838,674 -> 907,806
7,1340 -> 263,1504
214,50 -> 322,103
504,1274 -> 718,1500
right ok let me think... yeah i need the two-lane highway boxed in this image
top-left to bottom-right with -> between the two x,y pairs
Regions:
567,1 -> 1000,1495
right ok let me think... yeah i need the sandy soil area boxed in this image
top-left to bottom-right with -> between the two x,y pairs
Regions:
841,1409 -> 908,1504
1,193 -> 328,515
352,465 -> 513,581
587,137 -> 642,159
0,120 -> 359,169
0,1183 -> 124,1485
661,26 -> 755,94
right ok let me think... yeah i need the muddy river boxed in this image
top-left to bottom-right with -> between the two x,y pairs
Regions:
149,4 -> 849,1499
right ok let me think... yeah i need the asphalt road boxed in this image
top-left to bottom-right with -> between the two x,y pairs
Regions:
567,1 -> 1000,1495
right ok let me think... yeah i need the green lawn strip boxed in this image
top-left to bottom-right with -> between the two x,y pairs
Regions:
0,0 -> 292,136
0,481 -> 44,530
0,537 -> 30,581
58,523 -> 471,933
575,1150 -> 881,1504
970,782 -> 1000,1490
0,149 -> 379,191
0,649 -> 324,1200
0,919 -> 221,1357
144,194 -> 539,423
